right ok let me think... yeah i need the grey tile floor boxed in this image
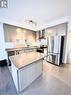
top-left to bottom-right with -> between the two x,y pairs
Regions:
0,61 -> 71,95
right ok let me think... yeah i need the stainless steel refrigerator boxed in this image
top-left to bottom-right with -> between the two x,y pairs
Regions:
47,36 -> 64,65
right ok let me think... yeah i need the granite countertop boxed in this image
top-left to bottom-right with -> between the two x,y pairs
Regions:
9,52 -> 44,69
6,46 -> 39,52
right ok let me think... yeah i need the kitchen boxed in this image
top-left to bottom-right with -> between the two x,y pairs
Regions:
0,0 -> 71,95
0,21 -> 69,95
3,23 -> 67,65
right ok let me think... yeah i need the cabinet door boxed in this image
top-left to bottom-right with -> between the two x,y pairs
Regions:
42,29 -> 45,38
38,30 -> 45,39
26,31 -> 36,42
18,60 -> 43,92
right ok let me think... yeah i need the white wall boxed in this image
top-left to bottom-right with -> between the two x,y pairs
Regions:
68,17 -> 71,31
0,23 -> 7,60
65,16 -> 71,64
67,32 -> 71,63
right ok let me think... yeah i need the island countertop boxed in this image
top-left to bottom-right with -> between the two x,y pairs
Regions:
9,52 -> 44,69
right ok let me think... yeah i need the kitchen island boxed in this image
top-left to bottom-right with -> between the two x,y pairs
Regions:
9,52 -> 44,93
6,46 -> 39,66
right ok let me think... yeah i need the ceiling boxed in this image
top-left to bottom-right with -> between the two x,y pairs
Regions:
0,0 -> 71,27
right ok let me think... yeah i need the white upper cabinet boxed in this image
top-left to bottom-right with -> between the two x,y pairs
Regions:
45,27 -> 56,37
3,24 -> 36,43
56,24 -> 67,35
45,23 -> 67,37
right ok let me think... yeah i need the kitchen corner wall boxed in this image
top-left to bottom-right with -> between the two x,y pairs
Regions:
0,23 -> 7,60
